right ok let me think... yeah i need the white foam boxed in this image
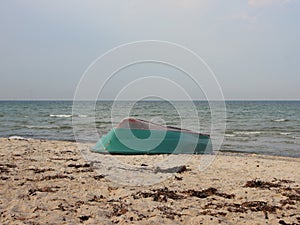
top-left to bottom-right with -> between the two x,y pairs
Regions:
280,132 -> 290,135
225,134 -> 236,137
273,119 -> 288,122
50,114 -> 72,118
25,125 -> 60,129
78,115 -> 88,118
8,136 -> 28,140
234,131 -> 261,136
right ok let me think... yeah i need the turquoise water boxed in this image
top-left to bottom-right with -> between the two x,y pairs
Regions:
0,101 -> 299,157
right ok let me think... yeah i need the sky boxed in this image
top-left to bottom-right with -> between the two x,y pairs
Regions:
0,0 -> 299,100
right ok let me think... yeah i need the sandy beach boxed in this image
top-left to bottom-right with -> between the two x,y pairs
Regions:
0,138 -> 299,224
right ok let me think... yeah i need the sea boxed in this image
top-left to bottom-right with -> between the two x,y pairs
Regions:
0,100 -> 299,158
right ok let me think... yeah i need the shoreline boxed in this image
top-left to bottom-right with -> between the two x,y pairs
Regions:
1,138 -> 300,224
5,136 -> 300,159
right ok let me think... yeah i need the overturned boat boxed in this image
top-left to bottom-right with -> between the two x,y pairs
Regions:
92,118 -> 212,154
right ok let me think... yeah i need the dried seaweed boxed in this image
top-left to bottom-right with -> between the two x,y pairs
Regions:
244,179 -> 281,189
134,187 -> 235,203
28,186 -> 60,196
56,200 -> 84,212
40,174 -> 74,181
282,193 -> 300,202
0,163 -> 17,173
0,176 -> 9,180
184,188 -> 235,199
134,187 -> 184,202
26,174 -> 74,181
67,163 -> 91,168
157,206 -> 183,219
280,199 -> 296,206
278,219 -> 298,225
50,157 -> 79,161
200,210 -> 227,217
174,176 -> 183,180
79,215 -> 90,222
154,165 -> 191,174
226,201 -> 281,214
94,174 -> 105,180
110,203 -> 128,217
183,187 -> 217,198
89,195 -> 105,202
27,168 -> 55,173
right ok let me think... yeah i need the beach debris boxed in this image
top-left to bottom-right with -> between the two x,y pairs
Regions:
28,186 -> 60,195
183,187 -> 218,198
282,192 -> 300,202
243,178 -> 300,215
134,187 -> 184,202
184,188 -> 235,199
225,200 -> 281,220
154,165 -> 191,174
67,163 -> 91,168
202,201 -> 281,216
156,206 -> 183,219
26,174 -> 74,182
49,157 -> 79,161
64,167 -> 93,174
240,201 -> 279,213
60,150 -> 75,154
110,202 -> 128,217
177,165 -> 190,173
244,179 -> 300,205
79,215 -> 91,222
108,186 -> 119,192
278,219 -> 298,225
94,174 -> 105,180
200,210 -> 227,217
280,199 -> 296,206
0,163 -> 17,173
134,187 -> 235,203
244,179 -> 281,189
56,203 -> 66,211
41,174 -> 74,181
89,195 -> 105,202
174,175 -> 183,180
55,200 -> 85,213
27,167 -> 55,173
0,176 -> 9,180
273,178 -> 295,184
33,206 -> 47,213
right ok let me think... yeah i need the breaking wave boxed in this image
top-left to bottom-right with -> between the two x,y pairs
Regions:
225,134 -> 236,137
25,125 -> 60,129
280,132 -> 291,136
50,114 -> 72,118
272,119 -> 289,122
49,114 -> 88,118
8,136 -> 30,140
234,131 -> 261,136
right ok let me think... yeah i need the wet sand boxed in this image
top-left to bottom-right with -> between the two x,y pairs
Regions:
0,138 -> 300,224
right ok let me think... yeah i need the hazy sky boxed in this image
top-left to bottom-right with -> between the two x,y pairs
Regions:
0,0 -> 299,100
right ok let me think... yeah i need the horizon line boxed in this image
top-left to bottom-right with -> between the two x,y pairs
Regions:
0,99 -> 300,101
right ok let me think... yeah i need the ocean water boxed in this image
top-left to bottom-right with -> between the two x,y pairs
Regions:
0,101 -> 299,157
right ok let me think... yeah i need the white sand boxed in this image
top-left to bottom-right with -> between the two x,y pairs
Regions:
1,138 -> 299,224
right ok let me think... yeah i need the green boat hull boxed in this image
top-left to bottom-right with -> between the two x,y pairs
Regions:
92,128 -> 212,154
